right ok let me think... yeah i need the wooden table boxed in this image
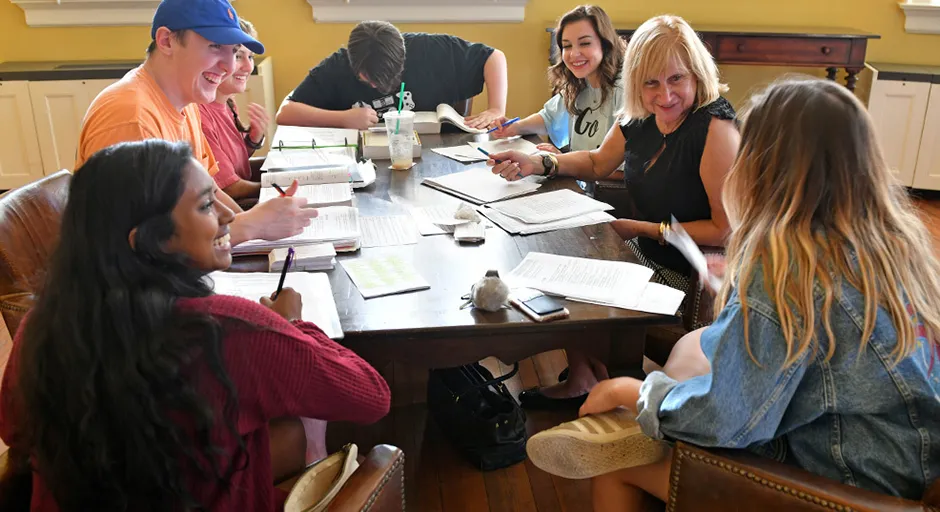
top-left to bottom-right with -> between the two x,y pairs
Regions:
548,25 -> 880,91
234,132 -> 675,370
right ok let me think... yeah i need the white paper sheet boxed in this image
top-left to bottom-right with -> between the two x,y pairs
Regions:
261,148 -> 356,172
664,215 -> 722,292
341,254 -> 430,299
359,215 -> 418,248
430,145 -> 488,163
422,166 -> 541,205
208,271 -> 344,339
479,207 -> 614,235
259,183 -> 352,207
469,136 -> 540,155
568,282 -> 686,316
505,252 -> 654,306
272,126 -> 359,147
260,166 -> 351,187
486,189 -> 614,224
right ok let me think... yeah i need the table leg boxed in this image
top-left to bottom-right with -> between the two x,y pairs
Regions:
826,67 -> 839,82
845,67 -> 863,92
605,326 -> 647,375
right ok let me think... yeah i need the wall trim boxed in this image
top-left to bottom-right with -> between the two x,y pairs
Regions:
900,1 -> 940,34
10,0 -> 234,28
306,0 -> 529,23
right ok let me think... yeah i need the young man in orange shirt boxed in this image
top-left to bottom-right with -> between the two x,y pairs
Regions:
77,0 -> 316,246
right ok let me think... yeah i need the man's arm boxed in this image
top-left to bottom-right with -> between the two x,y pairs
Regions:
222,179 -> 262,201
275,98 -> 378,130
465,49 -> 508,130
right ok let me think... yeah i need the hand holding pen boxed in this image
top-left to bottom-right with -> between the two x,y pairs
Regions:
260,247 -> 304,321
487,116 -> 521,139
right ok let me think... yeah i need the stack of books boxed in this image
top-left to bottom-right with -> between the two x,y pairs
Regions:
233,206 -> 362,255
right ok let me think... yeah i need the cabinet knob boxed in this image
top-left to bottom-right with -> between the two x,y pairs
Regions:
821,46 -> 831,55
737,43 -> 745,52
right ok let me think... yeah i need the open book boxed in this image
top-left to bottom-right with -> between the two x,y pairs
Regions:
258,182 -> 353,209
232,206 -> 362,255
371,104 -> 488,134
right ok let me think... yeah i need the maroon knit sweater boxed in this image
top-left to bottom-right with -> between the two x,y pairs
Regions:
0,294 -> 391,511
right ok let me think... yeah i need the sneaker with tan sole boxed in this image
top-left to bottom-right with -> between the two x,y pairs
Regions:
525,408 -> 667,479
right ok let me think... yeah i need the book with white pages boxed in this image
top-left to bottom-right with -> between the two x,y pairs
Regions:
208,271 -> 344,340
258,183 -> 353,209
421,166 -> 542,205
232,206 -> 361,255
486,188 -> 614,224
261,160 -> 376,190
479,207 -> 615,235
369,104 -> 487,134
504,252 -> 654,306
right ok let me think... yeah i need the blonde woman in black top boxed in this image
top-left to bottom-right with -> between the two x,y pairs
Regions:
487,15 -> 741,409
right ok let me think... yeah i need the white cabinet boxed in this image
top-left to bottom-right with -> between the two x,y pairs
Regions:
0,81 -> 45,190
28,79 -> 114,175
867,63 -> 940,191
0,56 -> 275,191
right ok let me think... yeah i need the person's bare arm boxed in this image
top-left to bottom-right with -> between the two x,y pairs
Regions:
275,98 -> 377,130
465,50 -> 508,130
222,179 -> 262,201
488,123 -> 626,182
676,118 -> 739,247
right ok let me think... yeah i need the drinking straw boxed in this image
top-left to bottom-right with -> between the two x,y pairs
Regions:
395,82 -> 406,134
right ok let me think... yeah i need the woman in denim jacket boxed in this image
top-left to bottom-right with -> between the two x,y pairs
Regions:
528,76 -> 940,510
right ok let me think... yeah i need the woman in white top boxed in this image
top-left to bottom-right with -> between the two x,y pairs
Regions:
491,5 -> 625,152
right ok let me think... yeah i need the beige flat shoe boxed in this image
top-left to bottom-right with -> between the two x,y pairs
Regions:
526,408 -> 666,479
284,443 -> 359,512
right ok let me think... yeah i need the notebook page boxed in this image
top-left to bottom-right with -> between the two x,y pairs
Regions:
258,183 -> 352,206
208,271 -> 344,339
436,103 -> 487,134
261,167 -> 350,187
470,136 -> 540,155
359,216 -> 418,248
486,189 -> 613,224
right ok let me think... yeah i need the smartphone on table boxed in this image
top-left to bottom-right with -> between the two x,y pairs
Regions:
510,288 -> 570,322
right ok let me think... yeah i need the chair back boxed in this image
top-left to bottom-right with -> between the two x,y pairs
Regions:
0,171 -> 72,335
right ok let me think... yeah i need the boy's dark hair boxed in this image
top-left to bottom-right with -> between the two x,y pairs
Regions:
146,29 -> 189,55
347,21 -> 406,94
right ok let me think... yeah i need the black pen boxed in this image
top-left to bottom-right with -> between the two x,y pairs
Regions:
273,247 -> 295,300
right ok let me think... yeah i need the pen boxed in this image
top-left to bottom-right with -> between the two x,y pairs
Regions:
486,117 -> 521,134
271,183 -> 286,197
476,146 -> 502,163
273,247 -> 295,300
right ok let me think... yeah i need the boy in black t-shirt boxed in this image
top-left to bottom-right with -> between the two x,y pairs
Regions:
276,21 -> 508,131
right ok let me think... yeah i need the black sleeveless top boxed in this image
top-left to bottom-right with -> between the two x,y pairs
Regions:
619,97 -> 736,275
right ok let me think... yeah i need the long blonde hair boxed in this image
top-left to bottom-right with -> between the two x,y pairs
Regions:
719,76 -> 940,368
621,15 -> 727,121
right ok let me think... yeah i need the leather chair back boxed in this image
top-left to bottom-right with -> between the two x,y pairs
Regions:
0,171 -> 72,335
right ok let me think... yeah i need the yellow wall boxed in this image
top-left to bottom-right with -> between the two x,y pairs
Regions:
1,0 -> 938,115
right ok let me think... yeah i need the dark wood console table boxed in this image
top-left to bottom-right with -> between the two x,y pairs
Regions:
548,26 -> 880,91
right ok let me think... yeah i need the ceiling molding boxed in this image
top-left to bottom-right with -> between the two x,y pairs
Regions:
306,0 -> 529,23
10,0 -> 234,28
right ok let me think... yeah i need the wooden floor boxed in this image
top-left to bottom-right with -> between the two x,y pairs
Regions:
325,193 -> 940,512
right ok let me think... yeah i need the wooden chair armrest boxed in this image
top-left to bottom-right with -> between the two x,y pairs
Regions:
668,442 -> 930,512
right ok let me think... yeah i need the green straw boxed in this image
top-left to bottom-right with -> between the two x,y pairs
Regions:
395,81 -> 406,134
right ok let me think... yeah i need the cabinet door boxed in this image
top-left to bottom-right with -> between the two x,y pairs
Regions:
913,84 -> 940,191
0,81 -> 44,191
867,79 -> 930,187
28,80 -> 88,175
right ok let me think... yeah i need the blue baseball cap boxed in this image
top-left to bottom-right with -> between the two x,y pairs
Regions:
151,0 -> 265,55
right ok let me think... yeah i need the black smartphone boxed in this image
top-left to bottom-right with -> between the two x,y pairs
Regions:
511,288 -> 570,322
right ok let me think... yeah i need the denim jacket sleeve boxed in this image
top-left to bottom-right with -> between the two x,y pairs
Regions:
636,296 -> 811,449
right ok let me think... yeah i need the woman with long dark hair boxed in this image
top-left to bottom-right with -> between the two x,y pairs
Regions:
0,139 -> 390,511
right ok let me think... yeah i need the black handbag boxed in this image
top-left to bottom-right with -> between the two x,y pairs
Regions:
426,362 -> 528,471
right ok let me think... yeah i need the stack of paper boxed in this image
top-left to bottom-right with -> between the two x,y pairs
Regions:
422,166 -> 541,204
260,160 -> 376,189
503,252 -> 688,316
479,188 -> 615,235
258,183 -> 353,209
268,243 -> 336,272
208,271 -> 344,339
233,206 -> 362,255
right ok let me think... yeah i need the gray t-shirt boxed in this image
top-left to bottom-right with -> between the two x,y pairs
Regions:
538,79 -> 624,151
